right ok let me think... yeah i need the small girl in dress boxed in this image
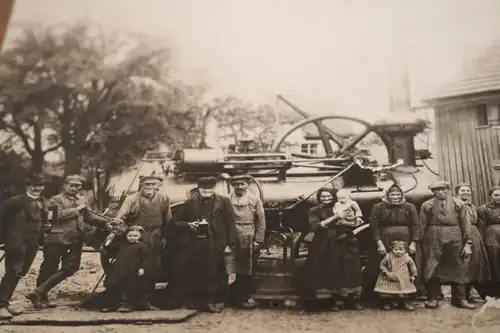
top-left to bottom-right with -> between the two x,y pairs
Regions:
334,189 -> 364,226
374,240 -> 417,311
101,225 -> 148,313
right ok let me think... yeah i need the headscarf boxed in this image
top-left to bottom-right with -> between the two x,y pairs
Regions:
316,187 -> 337,208
487,186 -> 500,208
382,183 -> 405,206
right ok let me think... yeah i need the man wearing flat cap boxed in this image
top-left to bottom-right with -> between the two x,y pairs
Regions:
228,172 -> 266,309
0,175 -> 51,319
27,175 -> 110,309
169,176 -> 236,313
111,173 -> 171,309
419,180 -> 475,309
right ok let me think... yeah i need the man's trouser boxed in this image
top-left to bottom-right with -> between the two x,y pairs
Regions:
35,243 -> 82,296
0,241 -> 38,307
427,276 -> 466,302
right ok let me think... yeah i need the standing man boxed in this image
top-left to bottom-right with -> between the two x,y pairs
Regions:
112,174 -> 171,309
420,180 -> 475,309
26,175 -> 110,308
170,176 -> 236,313
228,173 -> 266,309
0,175 -> 50,319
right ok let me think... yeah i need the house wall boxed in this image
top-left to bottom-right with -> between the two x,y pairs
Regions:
434,101 -> 499,204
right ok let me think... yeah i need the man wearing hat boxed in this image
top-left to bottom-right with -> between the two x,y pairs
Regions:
0,175 -> 51,319
111,173 -> 171,309
169,176 -> 236,313
26,175 -> 111,309
228,172 -> 266,309
419,180 -> 475,309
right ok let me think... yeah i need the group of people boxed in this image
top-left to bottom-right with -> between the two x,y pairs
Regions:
0,171 -> 266,318
1,171 -> 500,319
303,180 -> 500,312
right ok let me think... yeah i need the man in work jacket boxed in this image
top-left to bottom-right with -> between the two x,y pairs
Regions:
228,172 -> 266,309
113,174 -> 171,309
26,175 -> 110,308
0,175 -> 51,319
419,180 -> 475,309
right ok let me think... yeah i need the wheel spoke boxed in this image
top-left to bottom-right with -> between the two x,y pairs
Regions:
339,126 -> 373,153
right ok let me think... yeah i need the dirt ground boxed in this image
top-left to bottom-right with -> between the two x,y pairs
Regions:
1,251 -> 500,333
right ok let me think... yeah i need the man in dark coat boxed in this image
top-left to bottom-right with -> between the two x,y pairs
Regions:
26,175 -> 110,308
169,176 -> 236,313
420,180 -> 475,309
0,175 -> 51,319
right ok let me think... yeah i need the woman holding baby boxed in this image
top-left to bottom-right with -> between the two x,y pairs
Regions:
301,187 -> 365,311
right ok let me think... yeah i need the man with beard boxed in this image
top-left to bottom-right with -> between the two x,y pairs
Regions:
169,176 -> 235,313
420,180 -> 475,309
228,173 -> 266,309
26,175 -> 111,309
0,175 -> 51,319
110,174 -> 171,309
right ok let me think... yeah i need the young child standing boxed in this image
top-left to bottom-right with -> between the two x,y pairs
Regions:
374,240 -> 418,311
333,189 -> 364,226
101,225 -> 148,313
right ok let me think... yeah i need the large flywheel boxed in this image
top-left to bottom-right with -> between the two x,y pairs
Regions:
271,115 -> 391,160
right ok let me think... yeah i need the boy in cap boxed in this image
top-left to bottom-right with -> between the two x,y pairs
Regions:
26,175 -> 111,309
228,172 -> 266,309
112,173 -> 171,309
169,176 -> 236,313
419,180 -> 475,309
0,175 -> 51,319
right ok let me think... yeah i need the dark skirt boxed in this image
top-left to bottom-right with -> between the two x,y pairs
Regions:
169,236 -> 222,300
302,232 -> 361,297
465,225 -> 491,283
484,225 -> 500,281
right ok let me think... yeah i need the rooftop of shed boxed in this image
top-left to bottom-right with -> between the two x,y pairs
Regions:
423,40 -> 500,102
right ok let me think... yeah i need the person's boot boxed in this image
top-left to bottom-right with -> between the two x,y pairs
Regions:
26,271 -> 67,309
240,297 -> 257,309
401,299 -> 415,311
453,299 -> 476,309
204,303 -> 221,313
425,299 -> 440,309
40,294 -> 57,308
0,307 -> 13,320
382,299 -> 392,310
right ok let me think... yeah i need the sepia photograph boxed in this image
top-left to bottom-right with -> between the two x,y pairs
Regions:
0,0 -> 500,332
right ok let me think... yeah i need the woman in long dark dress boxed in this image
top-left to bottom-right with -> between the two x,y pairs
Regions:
477,186 -> 500,297
455,183 -> 490,302
369,184 -> 421,310
301,187 -> 363,311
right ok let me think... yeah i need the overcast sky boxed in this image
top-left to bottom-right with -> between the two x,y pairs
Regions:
6,0 -> 500,120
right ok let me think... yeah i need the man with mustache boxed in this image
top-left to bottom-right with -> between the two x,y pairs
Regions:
0,175 -> 51,319
228,172 -> 265,309
420,180 -> 475,309
26,175 -> 110,309
111,174 -> 171,309
169,176 -> 236,313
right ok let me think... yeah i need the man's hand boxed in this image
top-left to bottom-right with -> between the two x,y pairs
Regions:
188,221 -> 199,232
76,204 -> 87,212
408,241 -> 417,255
159,238 -> 167,249
410,276 -> 416,283
461,243 -> 472,258
138,268 -> 144,276
376,241 -> 387,255
224,245 -> 232,254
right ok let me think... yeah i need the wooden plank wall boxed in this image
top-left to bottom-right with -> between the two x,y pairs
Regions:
434,105 -> 495,205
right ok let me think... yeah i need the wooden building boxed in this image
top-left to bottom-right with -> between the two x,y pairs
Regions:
422,41 -> 500,204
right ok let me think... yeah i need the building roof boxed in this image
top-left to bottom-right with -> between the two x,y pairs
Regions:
423,40 -> 500,102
